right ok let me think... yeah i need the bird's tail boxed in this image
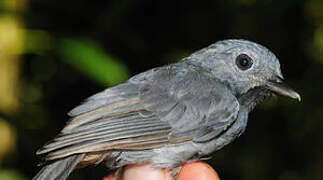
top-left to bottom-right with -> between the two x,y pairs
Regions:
33,154 -> 85,180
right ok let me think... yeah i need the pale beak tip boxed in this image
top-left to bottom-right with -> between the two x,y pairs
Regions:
295,93 -> 301,102
265,79 -> 301,102
288,90 -> 301,102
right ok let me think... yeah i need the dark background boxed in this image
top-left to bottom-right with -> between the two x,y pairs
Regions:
0,0 -> 322,179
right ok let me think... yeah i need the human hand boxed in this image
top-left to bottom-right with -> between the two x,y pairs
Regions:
103,161 -> 220,180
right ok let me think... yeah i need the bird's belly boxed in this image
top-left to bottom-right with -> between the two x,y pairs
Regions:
104,112 -> 248,169
104,142 -> 199,169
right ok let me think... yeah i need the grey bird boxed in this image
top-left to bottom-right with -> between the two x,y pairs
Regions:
33,39 -> 300,180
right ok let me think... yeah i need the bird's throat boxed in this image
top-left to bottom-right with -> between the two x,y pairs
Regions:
237,87 -> 272,112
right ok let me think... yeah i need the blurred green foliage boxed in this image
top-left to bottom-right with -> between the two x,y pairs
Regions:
57,38 -> 129,86
0,170 -> 26,180
24,29 -> 53,54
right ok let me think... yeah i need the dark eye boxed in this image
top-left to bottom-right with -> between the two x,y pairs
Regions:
236,54 -> 253,70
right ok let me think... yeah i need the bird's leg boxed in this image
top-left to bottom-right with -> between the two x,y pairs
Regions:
170,166 -> 182,180
113,167 -> 124,180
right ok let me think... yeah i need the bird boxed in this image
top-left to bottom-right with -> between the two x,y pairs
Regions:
33,39 -> 300,180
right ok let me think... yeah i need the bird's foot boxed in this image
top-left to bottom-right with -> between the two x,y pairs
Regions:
113,167 -> 124,180
170,166 -> 182,180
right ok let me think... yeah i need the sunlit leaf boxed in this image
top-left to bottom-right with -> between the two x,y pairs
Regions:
1,0 -> 27,12
0,170 -> 26,180
314,26 -> 323,52
57,38 -> 129,86
0,119 -> 15,162
0,15 -> 23,55
0,58 -> 20,114
0,9 -> 23,116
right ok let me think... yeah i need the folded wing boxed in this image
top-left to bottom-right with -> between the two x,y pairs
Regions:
37,63 -> 240,161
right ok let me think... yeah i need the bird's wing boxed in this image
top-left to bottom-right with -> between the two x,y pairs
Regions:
37,64 -> 239,161
136,64 -> 240,142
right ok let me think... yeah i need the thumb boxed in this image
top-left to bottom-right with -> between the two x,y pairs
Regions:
178,161 -> 220,180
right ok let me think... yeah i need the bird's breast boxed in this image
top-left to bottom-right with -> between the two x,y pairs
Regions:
196,110 -> 248,156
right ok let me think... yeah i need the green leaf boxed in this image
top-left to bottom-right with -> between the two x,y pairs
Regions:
0,169 -> 26,180
57,38 -> 129,86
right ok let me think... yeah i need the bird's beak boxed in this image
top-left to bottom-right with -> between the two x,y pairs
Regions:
265,76 -> 301,101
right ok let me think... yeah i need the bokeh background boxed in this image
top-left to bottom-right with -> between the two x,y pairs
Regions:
0,0 -> 322,179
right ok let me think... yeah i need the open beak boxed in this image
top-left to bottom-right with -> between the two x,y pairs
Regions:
265,76 -> 301,101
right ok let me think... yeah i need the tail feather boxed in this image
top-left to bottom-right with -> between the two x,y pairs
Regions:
33,154 -> 85,180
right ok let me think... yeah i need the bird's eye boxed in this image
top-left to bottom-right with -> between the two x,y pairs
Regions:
236,54 -> 253,70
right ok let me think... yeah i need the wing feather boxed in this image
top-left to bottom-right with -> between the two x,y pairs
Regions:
37,63 -> 240,162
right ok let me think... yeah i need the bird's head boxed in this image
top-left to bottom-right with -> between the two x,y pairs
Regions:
186,39 -> 300,101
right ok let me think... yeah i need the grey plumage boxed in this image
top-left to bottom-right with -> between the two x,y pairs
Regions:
33,39 -> 300,180
33,154 -> 85,180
